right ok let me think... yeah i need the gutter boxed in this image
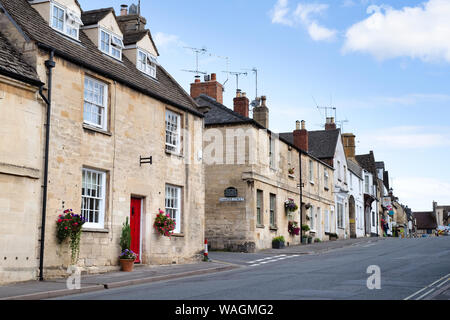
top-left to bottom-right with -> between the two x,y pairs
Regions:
38,50 -> 55,281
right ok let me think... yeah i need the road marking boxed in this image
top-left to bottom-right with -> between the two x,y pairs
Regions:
416,289 -> 435,300
404,273 -> 450,300
436,278 -> 450,288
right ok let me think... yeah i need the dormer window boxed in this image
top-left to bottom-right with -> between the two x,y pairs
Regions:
50,2 -> 82,40
137,49 -> 157,78
99,29 -> 124,60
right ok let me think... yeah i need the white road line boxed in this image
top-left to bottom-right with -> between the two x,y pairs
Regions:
437,278 -> 450,288
404,273 -> 450,300
416,289 -> 435,300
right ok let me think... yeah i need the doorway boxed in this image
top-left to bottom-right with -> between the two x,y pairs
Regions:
130,197 -> 142,263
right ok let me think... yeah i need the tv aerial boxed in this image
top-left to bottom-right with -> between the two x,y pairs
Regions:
222,71 -> 248,94
242,67 -> 258,100
182,46 -> 208,79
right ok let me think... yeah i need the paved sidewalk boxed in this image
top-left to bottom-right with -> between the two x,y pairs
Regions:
0,261 -> 238,300
260,236 -> 387,255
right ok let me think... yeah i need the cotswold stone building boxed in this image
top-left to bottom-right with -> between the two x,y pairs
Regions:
0,0 -> 205,284
192,76 -> 334,251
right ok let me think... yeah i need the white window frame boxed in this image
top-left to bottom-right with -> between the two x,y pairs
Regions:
365,174 -> 370,194
81,168 -> 106,229
165,110 -> 181,154
269,136 -> 275,168
137,49 -> 157,78
269,193 -> 276,227
99,28 -> 124,61
83,76 -> 108,130
165,185 -> 182,234
324,168 -> 329,189
337,202 -> 344,229
325,209 -> 330,233
256,190 -> 263,226
50,2 -> 82,40
310,206 -> 315,231
337,160 -> 341,181
309,160 -> 314,183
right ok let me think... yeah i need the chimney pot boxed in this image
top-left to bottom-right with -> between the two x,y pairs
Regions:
296,120 -> 301,130
293,120 -> 308,151
211,73 -> 216,81
120,4 -> 128,16
301,120 -> 306,130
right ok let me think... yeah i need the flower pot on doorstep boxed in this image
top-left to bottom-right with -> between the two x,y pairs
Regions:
272,241 -> 285,249
120,259 -> 135,272
301,236 -> 308,244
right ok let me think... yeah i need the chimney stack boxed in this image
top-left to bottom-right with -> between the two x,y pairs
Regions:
253,95 -> 269,128
190,73 -> 224,104
120,4 -> 128,16
341,133 -> 356,159
293,120 -> 308,152
325,117 -> 336,130
233,91 -> 249,117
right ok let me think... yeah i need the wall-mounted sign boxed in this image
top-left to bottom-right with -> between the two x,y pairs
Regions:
382,197 -> 392,207
224,187 -> 238,198
219,197 -> 245,202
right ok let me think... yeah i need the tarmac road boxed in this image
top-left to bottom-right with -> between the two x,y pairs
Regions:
54,237 -> 450,300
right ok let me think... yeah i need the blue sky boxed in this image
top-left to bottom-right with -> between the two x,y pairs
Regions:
79,0 -> 450,212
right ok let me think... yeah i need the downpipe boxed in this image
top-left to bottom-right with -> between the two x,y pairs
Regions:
38,50 -> 55,281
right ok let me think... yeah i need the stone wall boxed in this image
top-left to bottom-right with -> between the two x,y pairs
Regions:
0,75 -> 44,284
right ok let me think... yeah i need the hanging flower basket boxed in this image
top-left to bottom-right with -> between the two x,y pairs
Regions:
56,209 -> 86,264
284,199 -> 298,213
288,221 -> 301,236
154,210 -> 176,237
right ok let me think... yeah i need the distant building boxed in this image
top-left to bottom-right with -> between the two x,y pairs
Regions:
413,211 -> 437,235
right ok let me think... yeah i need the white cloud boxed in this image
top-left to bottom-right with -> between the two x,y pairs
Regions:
270,1 -> 337,41
394,177 -> 450,211
154,32 -> 185,50
359,126 -> 450,150
343,0 -> 450,62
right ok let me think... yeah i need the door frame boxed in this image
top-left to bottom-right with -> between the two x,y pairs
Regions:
130,196 -> 144,264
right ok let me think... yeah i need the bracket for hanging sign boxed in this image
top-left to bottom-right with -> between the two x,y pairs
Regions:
140,156 -> 152,166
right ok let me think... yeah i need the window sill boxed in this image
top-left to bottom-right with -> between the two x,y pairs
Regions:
171,233 -> 185,238
288,174 -> 296,179
165,149 -> 183,158
82,228 -> 109,233
83,123 -> 112,136
269,226 -> 278,231
256,224 -> 265,229
309,181 -> 315,185
324,187 -> 329,191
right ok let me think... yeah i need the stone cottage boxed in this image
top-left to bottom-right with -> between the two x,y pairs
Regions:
0,0 -> 205,284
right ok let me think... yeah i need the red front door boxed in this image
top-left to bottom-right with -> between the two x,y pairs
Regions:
130,198 -> 142,263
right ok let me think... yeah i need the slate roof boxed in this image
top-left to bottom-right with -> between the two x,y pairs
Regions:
413,212 -> 437,230
355,152 -> 377,176
81,8 -> 114,26
375,161 -> 385,170
279,129 -> 340,160
195,94 -> 255,126
0,31 -> 41,86
0,0 -> 201,116
347,158 -> 363,179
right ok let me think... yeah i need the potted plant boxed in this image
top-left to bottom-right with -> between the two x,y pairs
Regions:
284,199 -> 298,214
119,217 -> 136,272
301,224 -> 310,244
288,221 -> 301,236
307,236 -> 313,244
154,209 -> 176,237
314,238 -> 321,243
56,209 -> 86,265
272,236 -> 286,249
288,168 -> 295,176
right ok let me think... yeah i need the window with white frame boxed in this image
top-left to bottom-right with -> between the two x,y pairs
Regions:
324,168 -> 329,188
337,160 -> 341,181
81,168 -> 106,229
137,49 -> 157,78
365,175 -> 370,194
269,136 -> 275,168
310,206 -> 315,230
84,76 -> 108,130
350,173 -> 353,190
99,29 -> 124,60
165,185 -> 181,234
165,110 -> 181,153
344,165 -> 347,183
337,202 -> 344,229
50,2 -> 83,40
309,160 -> 314,183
